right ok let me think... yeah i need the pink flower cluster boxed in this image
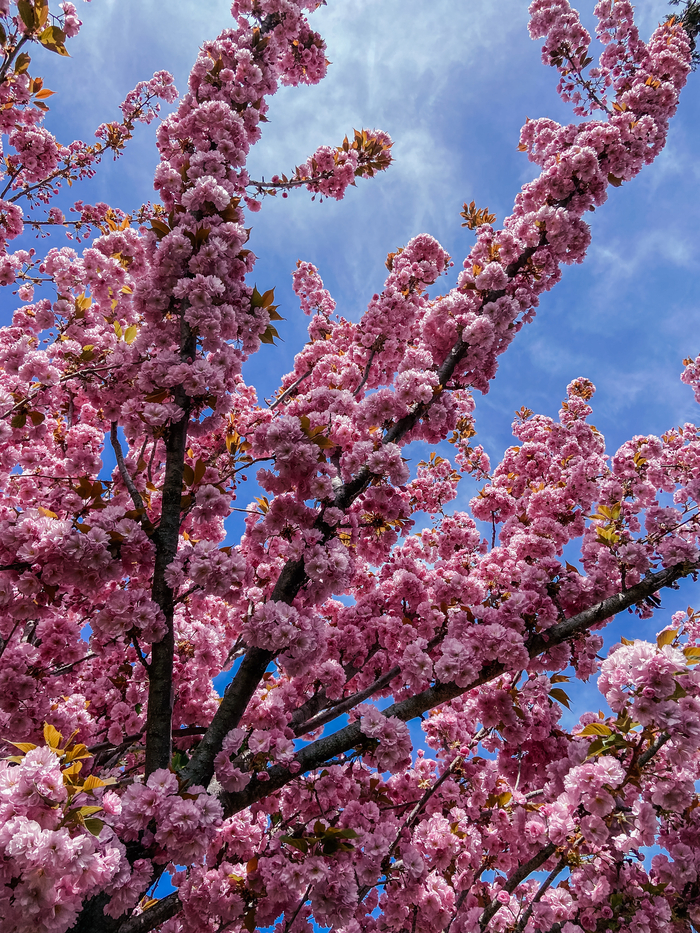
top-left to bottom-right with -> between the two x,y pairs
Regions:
0,746 -> 123,932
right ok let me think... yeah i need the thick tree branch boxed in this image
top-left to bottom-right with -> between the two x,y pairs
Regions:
181,556 -> 307,788
144,319 -> 196,777
116,893 -> 181,933
514,858 -> 567,933
479,842 -> 558,928
289,642 -> 383,733
221,560 -> 696,816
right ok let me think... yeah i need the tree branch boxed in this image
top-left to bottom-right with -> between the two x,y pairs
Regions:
116,893 -> 181,933
144,318 -> 195,777
514,858 -> 566,933
269,368 -> 312,409
353,348 -> 376,397
182,237 -> 552,788
479,843 -> 558,928
110,422 -> 146,513
221,560 -> 696,816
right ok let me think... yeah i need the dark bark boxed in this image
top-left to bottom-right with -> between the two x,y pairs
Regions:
144,322 -> 196,777
222,560 -> 696,816
117,893 -> 181,933
96,562 -> 692,933
479,843 -> 558,928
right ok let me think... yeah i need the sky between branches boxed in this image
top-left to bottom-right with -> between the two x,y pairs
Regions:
3,0 -> 700,721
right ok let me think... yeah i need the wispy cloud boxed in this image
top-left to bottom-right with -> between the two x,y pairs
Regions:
20,0 -> 700,456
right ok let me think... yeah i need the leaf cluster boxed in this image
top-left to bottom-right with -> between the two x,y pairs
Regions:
460,200 -> 496,230
17,1 -> 68,55
6,723 -> 115,837
281,821 -> 359,856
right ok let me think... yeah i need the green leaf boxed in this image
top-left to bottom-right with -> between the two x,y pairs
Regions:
550,688 -> 571,709
14,52 -> 31,74
259,324 -> 280,345
7,741 -> 37,754
670,681 -> 687,700
171,750 -> 189,772
76,805 -> 104,818
43,722 -> 62,748
83,774 -> 115,791
38,25 -> 69,56
250,286 -> 264,309
150,219 -> 170,238
37,0 -> 49,27
11,412 -> 27,429
657,628 -> 678,649
579,722 -> 612,736
281,836 -> 309,854
585,736 -> 606,759
17,0 -> 36,31
124,325 -> 137,345
194,459 -> 206,484
83,818 -> 104,836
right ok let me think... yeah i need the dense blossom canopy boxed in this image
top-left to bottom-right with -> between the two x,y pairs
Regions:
0,1 -> 699,932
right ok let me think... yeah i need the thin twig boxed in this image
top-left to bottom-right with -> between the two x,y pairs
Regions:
353,348 -> 376,397
132,635 -> 150,671
147,436 -> 159,484
284,884 -> 312,933
638,731 -> 670,766
48,652 -> 95,677
110,422 -> 146,512
269,369 -> 312,409
515,858 -> 566,933
446,890 -> 470,932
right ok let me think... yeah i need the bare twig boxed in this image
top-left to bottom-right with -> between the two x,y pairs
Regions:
269,369 -> 313,409
514,858 -> 566,933
110,422 -> 146,513
284,884 -> 312,933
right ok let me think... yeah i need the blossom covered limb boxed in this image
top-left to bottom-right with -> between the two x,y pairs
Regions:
220,559 -> 699,819
248,127 -> 393,202
181,0 -> 695,797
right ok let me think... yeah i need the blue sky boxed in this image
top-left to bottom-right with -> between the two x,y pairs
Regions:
10,0 -> 700,719
28,0 -> 700,467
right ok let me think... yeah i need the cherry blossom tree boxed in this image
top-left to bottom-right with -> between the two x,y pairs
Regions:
1,0 -> 700,931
